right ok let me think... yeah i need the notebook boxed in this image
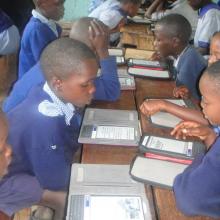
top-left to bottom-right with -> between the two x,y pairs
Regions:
128,67 -> 171,79
130,156 -> 187,189
148,98 -> 195,128
139,134 -> 205,164
78,108 -> 141,146
118,68 -> 136,90
66,163 -> 152,220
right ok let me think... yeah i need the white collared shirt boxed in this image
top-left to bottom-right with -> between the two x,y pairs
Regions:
174,46 -> 189,69
32,9 -> 59,37
38,83 -> 75,125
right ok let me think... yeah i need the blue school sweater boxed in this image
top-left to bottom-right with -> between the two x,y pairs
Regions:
175,46 -> 207,99
174,137 -> 220,218
18,17 -> 62,79
6,84 -> 82,190
3,56 -> 120,112
0,10 -> 13,33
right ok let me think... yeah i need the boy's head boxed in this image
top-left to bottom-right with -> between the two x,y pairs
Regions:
199,61 -> 220,125
69,17 -> 106,54
154,14 -> 192,58
0,110 -> 12,179
33,0 -> 65,20
209,32 -> 220,66
119,0 -> 142,17
40,38 -> 98,107
187,0 -> 210,10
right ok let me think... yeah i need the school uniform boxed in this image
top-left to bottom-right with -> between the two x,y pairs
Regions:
18,10 -> 62,79
3,56 -> 120,112
174,45 -> 207,99
0,9 -> 20,55
194,3 -> 220,49
89,0 -> 127,43
151,0 -> 198,38
174,136 -> 220,218
88,0 -> 106,13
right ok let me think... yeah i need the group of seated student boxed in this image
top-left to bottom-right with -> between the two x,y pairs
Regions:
1,0 -> 220,219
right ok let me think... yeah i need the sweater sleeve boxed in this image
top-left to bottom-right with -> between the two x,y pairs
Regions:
94,56 -> 121,101
173,137 -> 220,218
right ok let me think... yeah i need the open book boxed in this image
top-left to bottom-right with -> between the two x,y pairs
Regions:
118,68 -> 136,90
78,108 -> 141,146
148,99 -> 195,128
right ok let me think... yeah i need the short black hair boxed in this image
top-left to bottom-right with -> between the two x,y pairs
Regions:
156,14 -> 192,45
118,0 -> 142,4
204,61 -> 220,87
40,38 -> 97,81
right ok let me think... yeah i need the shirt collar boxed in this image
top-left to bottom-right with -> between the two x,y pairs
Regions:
174,45 -> 189,69
199,3 -> 220,18
40,82 -> 75,125
32,9 -> 59,37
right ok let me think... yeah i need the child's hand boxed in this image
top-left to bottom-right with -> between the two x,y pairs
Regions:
140,100 -> 164,117
89,19 -> 110,59
171,121 -> 217,148
150,51 -> 162,61
173,85 -> 189,99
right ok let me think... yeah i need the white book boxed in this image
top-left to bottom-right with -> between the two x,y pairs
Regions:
130,156 -> 187,188
149,99 -> 193,128
108,48 -> 124,56
128,67 -> 170,79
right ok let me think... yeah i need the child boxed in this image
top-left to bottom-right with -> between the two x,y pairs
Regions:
0,110 -> 12,179
145,0 -> 198,38
152,14 -> 206,100
88,0 -> 106,13
140,32 -> 220,125
89,0 -> 141,44
189,0 -> 220,55
18,0 -> 64,78
3,18 -> 120,112
0,38 -> 102,219
170,61 -> 220,218
0,9 -> 20,55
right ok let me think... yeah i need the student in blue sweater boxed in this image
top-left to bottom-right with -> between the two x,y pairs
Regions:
0,38 -> 111,219
171,61 -> 220,218
3,18 -> 120,112
18,0 -> 64,79
152,14 -> 207,100
0,9 -> 20,55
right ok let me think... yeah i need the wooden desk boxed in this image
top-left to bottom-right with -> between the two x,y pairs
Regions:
81,78 -> 215,220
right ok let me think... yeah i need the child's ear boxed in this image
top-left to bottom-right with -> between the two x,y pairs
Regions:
51,76 -> 63,92
172,37 -> 181,47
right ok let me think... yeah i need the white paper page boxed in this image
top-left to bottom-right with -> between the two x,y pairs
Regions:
119,77 -> 133,86
164,99 -> 186,106
84,196 -> 145,220
129,68 -> 169,78
116,56 -> 125,64
132,59 -> 160,67
91,126 -> 135,140
146,136 -> 193,155
108,48 -> 123,56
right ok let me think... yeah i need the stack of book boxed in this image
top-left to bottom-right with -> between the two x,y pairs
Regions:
108,48 -> 125,65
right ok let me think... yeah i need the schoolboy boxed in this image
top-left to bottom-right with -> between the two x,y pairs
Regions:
18,0 -> 64,79
170,61 -> 220,218
152,14 -> 206,100
189,0 -> 220,55
0,9 -> 20,55
140,32 -> 220,125
0,110 -> 12,179
3,18 -> 120,112
89,0 -> 141,44
0,38 -> 99,219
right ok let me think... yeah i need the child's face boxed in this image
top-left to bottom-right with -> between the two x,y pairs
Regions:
0,116 -> 12,179
154,25 -> 174,58
208,36 -> 220,66
122,3 -> 140,17
187,0 -> 203,10
54,59 -> 98,107
199,73 -> 220,125
40,0 -> 65,20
